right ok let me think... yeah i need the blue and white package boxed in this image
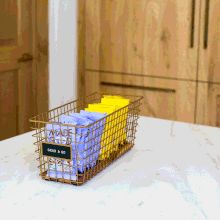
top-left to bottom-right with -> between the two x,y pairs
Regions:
45,122 -> 77,180
79,110 -> 106,122
47,170 -> 77,181
45,113 -> 105,180
74,111 -> 106,167
60,114 -> 94,173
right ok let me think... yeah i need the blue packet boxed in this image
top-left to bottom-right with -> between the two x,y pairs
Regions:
45,122 -> 77,179
79,110 -> 106,121
59,114 -> 94,173
77,111 -> 106,167
46,114 -> 103,178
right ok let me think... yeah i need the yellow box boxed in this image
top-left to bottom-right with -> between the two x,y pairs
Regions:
101,96 -> 129,147
85,104 -> 118,160
85,96 -> 130,160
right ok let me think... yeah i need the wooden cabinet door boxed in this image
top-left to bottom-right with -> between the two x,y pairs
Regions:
198,0 -> 220,83
196,0 -> 220,126
85,71 -> 196,123
0,0 -> 48,140
85,0 -> 200,80
196,82 -> 220,126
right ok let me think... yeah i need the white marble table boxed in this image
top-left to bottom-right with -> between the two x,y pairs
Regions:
1,116 -> 220,220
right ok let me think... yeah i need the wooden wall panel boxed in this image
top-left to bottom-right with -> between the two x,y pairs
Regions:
85,0 -> 200,80
77,0 -> 86,99
85,71 -> 100,96
101,83 -> 176,120
0,71 -> 17,140
34,0 -> 49,114
85,0 -> 101,70
0,0 -> 48,140
18,62 -> 36,133
0,1 -> 18,46
198,0 -> 220,83
79,0 -> 204,125
196,82 -> 220,126
85,71 -> 196,123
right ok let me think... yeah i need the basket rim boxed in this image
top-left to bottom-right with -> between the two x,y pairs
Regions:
29,92 -> 143,129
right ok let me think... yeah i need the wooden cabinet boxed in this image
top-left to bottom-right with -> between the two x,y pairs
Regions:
0,0 -> 48,140
195,0 -> 220,126
78,0 -> 220,126
196,82 -> 220,126
85,0 -> 200,80
0,71 -> 18,139
85,71 -> 196,123
0,0 -> 34,140
198,0 -> 220,83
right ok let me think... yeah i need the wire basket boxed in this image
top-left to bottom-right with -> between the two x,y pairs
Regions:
30,92 -> 142,185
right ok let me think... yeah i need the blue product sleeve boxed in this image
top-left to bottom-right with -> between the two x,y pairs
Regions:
45,112 -> 106,179
45,123 -> 77,179
59,114 -> 94,173
79,110 -> 106,121
78,111 -> 106,167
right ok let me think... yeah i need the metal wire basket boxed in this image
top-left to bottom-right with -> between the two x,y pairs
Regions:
29,93 -> 142,185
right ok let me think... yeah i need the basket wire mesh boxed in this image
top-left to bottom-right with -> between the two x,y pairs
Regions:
30,93 -> 142,185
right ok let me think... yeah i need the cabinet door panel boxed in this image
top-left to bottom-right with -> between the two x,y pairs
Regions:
198,0 -> 220,83
0,0 -> 48,140
85,0 -> 200,80
85,70 -> 100,96
101,84 -> 176,120
196,82 -> 220,126
0,0 -> 35,139
85,71 -> 196,123
0,71 -> 17,140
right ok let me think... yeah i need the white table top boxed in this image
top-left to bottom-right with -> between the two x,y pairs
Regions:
1,116 -> 220,220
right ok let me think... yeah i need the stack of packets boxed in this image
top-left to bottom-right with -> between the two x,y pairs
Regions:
85,95 -> 130,160
45,95 -> 129,180
45,112 -> 106,180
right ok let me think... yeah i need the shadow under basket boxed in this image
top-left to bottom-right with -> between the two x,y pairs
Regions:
29,93 -> 142,185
